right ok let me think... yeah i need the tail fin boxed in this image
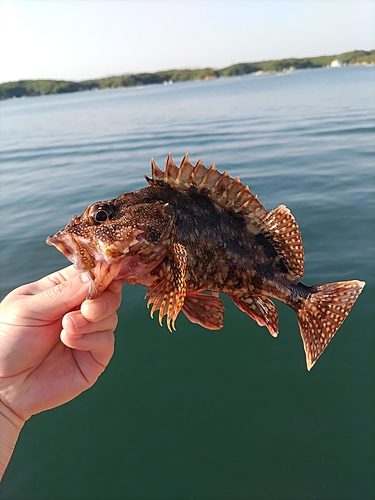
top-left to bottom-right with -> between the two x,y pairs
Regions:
297,280 -> 365,370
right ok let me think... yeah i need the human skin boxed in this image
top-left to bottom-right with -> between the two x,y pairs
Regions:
0,266 -> 123,480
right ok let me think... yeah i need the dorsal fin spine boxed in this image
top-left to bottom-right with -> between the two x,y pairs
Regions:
178,154 -> 194,187
225,177 -> 244,207
231,185 -> 252,212
210,171 -> 233,203
210,168 -> 225,192
189,159 -> 207,188
150,158 -> 164,183
165,153 -> 179,185
203,165 -> 220,191
180,153 -> 192,170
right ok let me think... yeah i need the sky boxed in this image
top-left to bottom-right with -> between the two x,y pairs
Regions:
0,0 -> 374,83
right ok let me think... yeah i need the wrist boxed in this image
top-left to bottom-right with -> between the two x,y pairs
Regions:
0,399 -> 26,480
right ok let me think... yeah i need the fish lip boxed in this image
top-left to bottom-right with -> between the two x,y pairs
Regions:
46,233 -> 95,271
46,232 -> 120,299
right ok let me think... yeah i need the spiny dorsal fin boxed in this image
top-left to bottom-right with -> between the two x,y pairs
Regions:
146,156 -> 303,278
255,205 -> 304,278
146,155 -> 267,224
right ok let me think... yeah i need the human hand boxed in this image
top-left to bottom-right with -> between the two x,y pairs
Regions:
0,266 -> 123,422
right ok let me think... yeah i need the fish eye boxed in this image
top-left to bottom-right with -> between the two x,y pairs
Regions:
95,210 -> 109,222
89,202 -> 115,224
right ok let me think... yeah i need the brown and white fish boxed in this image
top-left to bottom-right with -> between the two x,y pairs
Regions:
47,154 -> 365,370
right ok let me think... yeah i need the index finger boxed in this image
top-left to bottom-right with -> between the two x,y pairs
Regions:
18,266 -> 81,296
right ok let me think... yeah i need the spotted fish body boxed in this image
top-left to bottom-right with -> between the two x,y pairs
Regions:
47,154 -> 365,370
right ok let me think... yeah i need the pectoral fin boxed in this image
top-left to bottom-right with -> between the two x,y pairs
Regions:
145,243 -> 187,331
231,294 -> 279,337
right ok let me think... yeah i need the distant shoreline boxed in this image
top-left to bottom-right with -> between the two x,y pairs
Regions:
1,49 -> 374,100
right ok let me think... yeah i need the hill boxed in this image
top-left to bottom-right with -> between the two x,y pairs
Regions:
1,49 -> 374,100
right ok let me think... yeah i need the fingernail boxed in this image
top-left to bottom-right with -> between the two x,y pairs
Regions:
80,272 -> 91,283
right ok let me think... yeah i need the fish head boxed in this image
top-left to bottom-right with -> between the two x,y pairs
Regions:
46,193 -> 174,299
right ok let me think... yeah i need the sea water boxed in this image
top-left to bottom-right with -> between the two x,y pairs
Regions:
0,66 -> 374,499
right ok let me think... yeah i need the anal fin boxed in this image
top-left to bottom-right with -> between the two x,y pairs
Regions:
182,292 -> 225,330
231,294 -> 279,337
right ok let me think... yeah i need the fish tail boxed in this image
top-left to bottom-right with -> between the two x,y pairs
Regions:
297,280 -> 365,370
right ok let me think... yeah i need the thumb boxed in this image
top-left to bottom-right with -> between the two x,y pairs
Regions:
28,273 -> 90,321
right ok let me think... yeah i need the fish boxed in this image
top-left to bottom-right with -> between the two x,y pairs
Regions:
46,154 -> 365,370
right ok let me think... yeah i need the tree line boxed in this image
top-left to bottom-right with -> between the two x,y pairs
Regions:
1,50 -> 374,99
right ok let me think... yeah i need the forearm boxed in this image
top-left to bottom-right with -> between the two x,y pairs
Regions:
0,400 -> 25,481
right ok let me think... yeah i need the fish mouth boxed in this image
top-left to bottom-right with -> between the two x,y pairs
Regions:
46,233 -> 95,271
46,231 -> 100,299
46,231 -> 131,299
